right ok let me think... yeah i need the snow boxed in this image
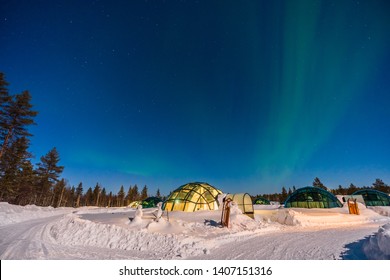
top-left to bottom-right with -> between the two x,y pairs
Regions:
0,202 -> 390,260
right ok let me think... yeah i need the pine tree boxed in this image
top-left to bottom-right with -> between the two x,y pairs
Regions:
85,187 -> 93,206
336,185 -> 346,195
14,160 -> 36,205
67,186 -> 76,207
75,182 -> 83,207
0,137 -> 32,201
280,187 -> 288,203
156,188 -> 161,198
36,147 -> 64,205
100,188 -> 107,207
372,179 -> 389,193
313,177 -> 327,190
117,185 -> 125,207
347,183 -> 358,195
0,73 -> 12,152
0,73 -> 38,203
133,184 -> 139,201
54,179 -> 66,208
140,185 -> 148,200
126,184 -> 140,202
0,72 -> 11,104
107,191 -> 113,207
93,183 -> 101,206
125,185 -> 133,205
0,90 -> 37,159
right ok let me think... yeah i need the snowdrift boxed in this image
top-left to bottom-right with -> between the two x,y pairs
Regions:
256,203 -> 389,227
0,202 -> 73,226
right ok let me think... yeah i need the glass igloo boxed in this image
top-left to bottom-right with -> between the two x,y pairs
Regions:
284,186 -> 343,208
162,182 -> 222,212
352,189 -> 390,206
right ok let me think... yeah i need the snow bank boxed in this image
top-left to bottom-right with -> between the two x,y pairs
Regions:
369,206 -> 390,217
48,214 -> 210,259
253,204 -> 280,210
363,223 -> 390,259
0,202 -> 73,226
255,203 -> 390,227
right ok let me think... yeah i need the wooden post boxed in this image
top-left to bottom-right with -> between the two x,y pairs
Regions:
221,198 -> 232,227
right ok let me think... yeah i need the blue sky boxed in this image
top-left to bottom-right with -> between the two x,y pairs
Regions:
1,0 -> 389,196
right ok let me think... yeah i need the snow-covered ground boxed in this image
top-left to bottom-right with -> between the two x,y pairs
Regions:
0,202 -> 389,260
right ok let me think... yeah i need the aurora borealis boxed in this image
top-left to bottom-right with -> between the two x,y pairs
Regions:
1,0 -> 389,195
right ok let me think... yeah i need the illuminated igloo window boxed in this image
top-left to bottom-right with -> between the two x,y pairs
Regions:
163,182 -> 222,212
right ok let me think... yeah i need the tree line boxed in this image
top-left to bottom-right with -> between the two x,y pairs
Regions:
73,183 -> 163,208
255,177 -> 390,204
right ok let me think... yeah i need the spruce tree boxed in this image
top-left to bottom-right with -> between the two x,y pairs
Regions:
75,182 -> 83,207
0,137 -> 32,201
140,185 -> 148,200
54,179 -> 66,208
14,160 -> 36,205
347,183 -> 358,195
373,179 -> 389,193
156,188 -> 161,198
117,185 -> 125,206
0,74 -> 37,203
107,191 -> 113,207
67,186 -> 76,207
280,187 -> 288,203
85,187 -> 93,206
36,147 -> 64,205
133,184 -> 139,201
125,185 -> 133,205
100,188 -> 107,207
337,185 -> 346,195
93,183 -> 101,206
0,90 -> 37,159
0,73 -> 12,144
313,177 -> 327,190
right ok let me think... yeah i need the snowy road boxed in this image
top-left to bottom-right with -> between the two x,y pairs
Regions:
191,223 -> 381,260
0,215 -> 67,259
0,214 -> 157,259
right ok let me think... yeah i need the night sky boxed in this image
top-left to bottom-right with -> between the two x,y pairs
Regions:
1,0 -> 389,195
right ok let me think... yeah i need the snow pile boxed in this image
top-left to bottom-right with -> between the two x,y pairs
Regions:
229,213 -> 260,231
47,214 -> 210,259
0,202 -> 73,226
369,206 -> 390,217
253,204 -> 280,210
261,203 -> 389,227
363,223 -> 390,259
